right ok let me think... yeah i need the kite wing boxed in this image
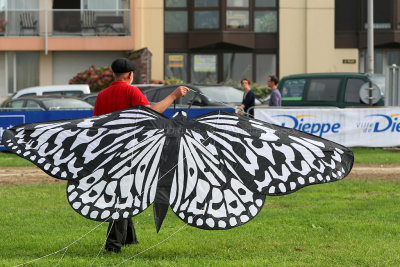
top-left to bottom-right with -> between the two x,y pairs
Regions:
168,112 -> 353,229
2,106 -> 171,221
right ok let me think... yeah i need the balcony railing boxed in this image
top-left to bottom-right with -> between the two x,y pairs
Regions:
0,9 -> 131,37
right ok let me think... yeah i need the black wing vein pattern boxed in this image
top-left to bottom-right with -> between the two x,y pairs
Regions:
2,106 -> 353,230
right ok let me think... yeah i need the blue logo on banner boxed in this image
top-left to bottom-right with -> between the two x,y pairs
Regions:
0,115 -> 25,147
273,114 -> 341,137
361,114 -> 400,133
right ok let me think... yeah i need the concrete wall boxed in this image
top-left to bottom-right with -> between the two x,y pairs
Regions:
0,52 -> 6,104
39,51 -> 53,85
279,0 -> 358,77
133,0 -> 164,81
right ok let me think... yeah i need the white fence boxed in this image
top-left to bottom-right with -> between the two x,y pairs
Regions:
255,107 -> 400,147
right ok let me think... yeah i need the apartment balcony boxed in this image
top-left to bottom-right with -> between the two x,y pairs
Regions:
0,9 -> 131,37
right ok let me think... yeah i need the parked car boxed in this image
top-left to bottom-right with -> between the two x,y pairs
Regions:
78,84 -> 164,106
1,96 -> 94,110
131,83 -> 164,93
277,72 -> 385,108
11,84 -> 91,99
143,84 -> 261,108
79,93 -> 98,106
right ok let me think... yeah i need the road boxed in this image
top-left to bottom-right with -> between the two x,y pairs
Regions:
0,164 -> 399,186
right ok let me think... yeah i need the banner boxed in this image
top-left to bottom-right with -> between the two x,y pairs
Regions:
255,107 -> 400,147
0,107 -> 235,151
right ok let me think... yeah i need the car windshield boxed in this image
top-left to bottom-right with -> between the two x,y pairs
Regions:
42,99 -> 93,109
198,86 -> 243,105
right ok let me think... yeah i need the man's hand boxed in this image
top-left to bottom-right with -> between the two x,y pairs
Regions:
171,86 -> 190,99
150,86 -> 190,113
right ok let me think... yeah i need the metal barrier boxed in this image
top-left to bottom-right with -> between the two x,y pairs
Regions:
386,64 -> 400,106
0,109 -> 94,151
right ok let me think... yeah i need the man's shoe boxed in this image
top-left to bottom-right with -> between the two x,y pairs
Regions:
106,247 -> 121,255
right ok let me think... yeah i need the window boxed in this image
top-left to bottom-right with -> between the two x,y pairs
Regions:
344,78 -> 364,103
256,54 -> 276,84
226,0 -> 249,29
164,0 -> 187,32
254,0 -> 277,32
164,0 -> 278,32
179,89 -> 196,105
166,0 -> 186,7
7,100 -> 24,108
26,100 -> 41,109
43,91 -> 64,96
194,0 -> 219,29
281,79 -> 306,99
6,0 -> 38,9
165,10 -> 188,32
7,52 -> 39,95
194,0 -> 218,7
194,11 -> 219,29
223,53 -> 252,82
157,87 -> 175,101
82,0 -> 127,10
165,52 -> 276,84
165,53 -> 187,82
255,0 -> 276,7
191,54 -> 217,83
227,0 -> 249,8
144,89 -> 158,102
226,10 -> 249,29
254,11 -> 277,32
363,0 -> 392,29
306,78 -> 341,102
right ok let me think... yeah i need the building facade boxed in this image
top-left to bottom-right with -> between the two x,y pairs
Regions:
0,0 -> 395,102
335,0 -> 400,76
0,0 -> 140,102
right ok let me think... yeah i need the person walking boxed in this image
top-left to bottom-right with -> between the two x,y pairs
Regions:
236,78 -> 255,118
93,58 -> 189,254
268,75 -> 281,106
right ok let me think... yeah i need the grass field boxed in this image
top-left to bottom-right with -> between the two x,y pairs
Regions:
0,148 -> 399,266
1,180 -> 399,266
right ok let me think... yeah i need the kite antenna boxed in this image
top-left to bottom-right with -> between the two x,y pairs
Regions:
186,90 -> 200,113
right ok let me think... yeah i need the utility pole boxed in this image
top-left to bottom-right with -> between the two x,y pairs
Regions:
367,0 -> 374,73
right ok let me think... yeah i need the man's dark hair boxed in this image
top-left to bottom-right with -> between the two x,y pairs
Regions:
269,75 -> 279,85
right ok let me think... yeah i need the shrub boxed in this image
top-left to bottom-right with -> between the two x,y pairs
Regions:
0,18 -> 8,33
69,65 -> 114,92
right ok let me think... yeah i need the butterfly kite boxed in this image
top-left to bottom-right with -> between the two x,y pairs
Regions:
2,106 -> 353,231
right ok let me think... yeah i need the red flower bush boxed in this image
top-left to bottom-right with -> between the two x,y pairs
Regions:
69,65 -> 114,92
0,19 -> 8,33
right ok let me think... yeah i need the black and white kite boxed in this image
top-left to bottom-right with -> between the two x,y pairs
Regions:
2,106 -> 353,231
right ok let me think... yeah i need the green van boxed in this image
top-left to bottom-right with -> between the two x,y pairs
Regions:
278,73 -> 385,108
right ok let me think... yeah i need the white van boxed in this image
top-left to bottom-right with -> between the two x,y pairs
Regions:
11,85 -> 91,99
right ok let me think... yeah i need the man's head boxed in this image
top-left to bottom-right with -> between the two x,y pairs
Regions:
267,75 -> 279,88
111,58 -> 136,83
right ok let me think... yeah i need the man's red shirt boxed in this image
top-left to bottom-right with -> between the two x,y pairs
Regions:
93,81 -> 150,116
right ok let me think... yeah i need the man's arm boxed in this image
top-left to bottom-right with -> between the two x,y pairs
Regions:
147,86 -> 189,113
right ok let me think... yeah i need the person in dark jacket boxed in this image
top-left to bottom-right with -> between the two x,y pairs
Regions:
236,78 -> 255,118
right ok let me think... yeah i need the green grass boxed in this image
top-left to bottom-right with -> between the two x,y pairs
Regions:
1,147 -> 400,166
0,151 -> 35,167
352,147 -> 400,164
1,179 -> 399,266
